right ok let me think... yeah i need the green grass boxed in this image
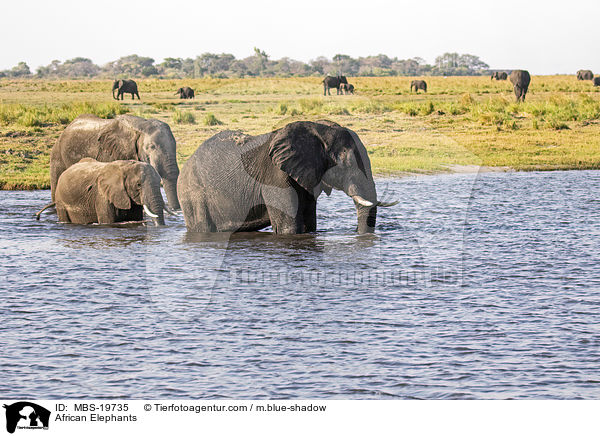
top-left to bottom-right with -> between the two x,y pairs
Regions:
1,75 -> 600,189
172,109 -> 196,124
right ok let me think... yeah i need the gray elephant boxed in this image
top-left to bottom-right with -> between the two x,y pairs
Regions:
175,87 -> 195,99
323,75 -> 348,95
410,80 -> 427,93
510,70 -> 531,102
178,120 -> 397,234
112,79 -> 140,100
594,77 -> 600,86
55,158 -> 165,225
340,83 -> 355,94
577,70 -> 593,80
491,72 -> 508,80
50,114 -> 180,210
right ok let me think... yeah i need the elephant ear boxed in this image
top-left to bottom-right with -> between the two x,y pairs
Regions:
268,122 -> 335,192
97,165 -> 131,210
97,119 -> 141,160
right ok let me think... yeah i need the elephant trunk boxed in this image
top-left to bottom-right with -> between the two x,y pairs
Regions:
346,180 -> 378,234
162,177 -> 180,210
142,179 -> 165,226
356,204 -> 377,234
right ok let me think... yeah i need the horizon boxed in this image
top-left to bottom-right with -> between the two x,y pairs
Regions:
3,0 -> 599,75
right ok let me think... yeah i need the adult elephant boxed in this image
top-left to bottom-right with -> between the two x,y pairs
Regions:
577,70 -> 593,80
410,80 -> 427,93
509,70 -> 531,102
323,75 -> 348,95
178,120 -> 397,234
175,86 -> 195,99
55,159 -> 166,225
491,72 -> 508,80
112,79 -> 140,100
50,114 -> 180,209
593,77 -> 600,87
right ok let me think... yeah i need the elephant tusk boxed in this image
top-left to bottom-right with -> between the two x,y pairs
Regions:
163,205 -> 178,216
143,204 -> 159,218
377,200 -> 399,207
352,195 -> 374,207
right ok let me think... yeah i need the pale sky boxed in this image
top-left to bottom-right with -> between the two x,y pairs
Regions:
3,0 -> 599,74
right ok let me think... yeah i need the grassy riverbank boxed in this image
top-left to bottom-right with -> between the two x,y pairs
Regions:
1,76 -> 599,189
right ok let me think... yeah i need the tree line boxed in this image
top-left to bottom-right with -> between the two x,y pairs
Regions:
0,50 -> 491,79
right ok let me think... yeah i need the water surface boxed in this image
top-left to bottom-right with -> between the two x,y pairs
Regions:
1,170 -> 599,399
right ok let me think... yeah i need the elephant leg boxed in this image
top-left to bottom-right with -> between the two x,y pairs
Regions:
136,91 -> 140,99
267,205 -> 303,234
95,198 -> 117,224
56,206 -> 70,223
302,198 -> 317,232
181,198 -> 215,232
131,93 -> 135,100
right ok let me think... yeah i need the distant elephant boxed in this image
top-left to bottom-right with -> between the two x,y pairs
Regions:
178,120 -> 398,234
577,70 -> 593,80
410,80 -> 427,93
491,72 -> 508,80
50,114 -> 180,210
594,77 -> 600,86
112,79 -> 140,100
175,87 -> 195,99
55,159 -> 166,225
340,83 -> 355,94
509,70 -> 531,102
323,75 -> 348,95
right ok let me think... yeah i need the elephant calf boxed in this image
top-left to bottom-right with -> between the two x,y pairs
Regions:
410,80 -> 427,93
55,158 -> 166,225
593,77 -> 600,87
175,87 -> 195,99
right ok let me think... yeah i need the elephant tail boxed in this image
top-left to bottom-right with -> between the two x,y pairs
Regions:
34,202 -> 55,220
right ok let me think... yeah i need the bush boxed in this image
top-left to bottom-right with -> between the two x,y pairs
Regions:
204,113 -> 223,126
172,109 -> 196,124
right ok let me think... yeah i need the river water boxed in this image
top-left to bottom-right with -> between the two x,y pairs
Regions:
1,170 -> 599,399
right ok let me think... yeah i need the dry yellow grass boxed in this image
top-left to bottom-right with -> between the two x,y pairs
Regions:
1,76 -> 599,189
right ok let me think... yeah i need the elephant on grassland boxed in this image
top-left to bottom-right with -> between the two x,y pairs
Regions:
178,120 -> 398,234
55,159 -> 166,225
577,70 -> 593,80
510,70 -> 531,102
340,83 -> 355,94
49,114 -> 180,210
410,80 -> 427,93
175,86 -> 195,99
491,72 -> 508,80
112,79 -> 140,100
323,75 -> 348,95
593,77 -> 600,87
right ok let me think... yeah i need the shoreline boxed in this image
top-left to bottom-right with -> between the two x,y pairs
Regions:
6,165 -> 600,191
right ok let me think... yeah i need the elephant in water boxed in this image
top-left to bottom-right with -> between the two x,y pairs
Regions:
50,114 -> 180,209
322,75 -> 348,95
410,80 -> 427,93
55,159 -> 166,225
112,79 -> 140,100
178,120 -> 398,234
491,72 -> 508,80
510,70 -> 531,102
577,70 -> 593,80
175,86 -> 195,99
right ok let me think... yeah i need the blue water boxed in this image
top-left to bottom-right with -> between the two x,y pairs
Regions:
1,170 -> 599,399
